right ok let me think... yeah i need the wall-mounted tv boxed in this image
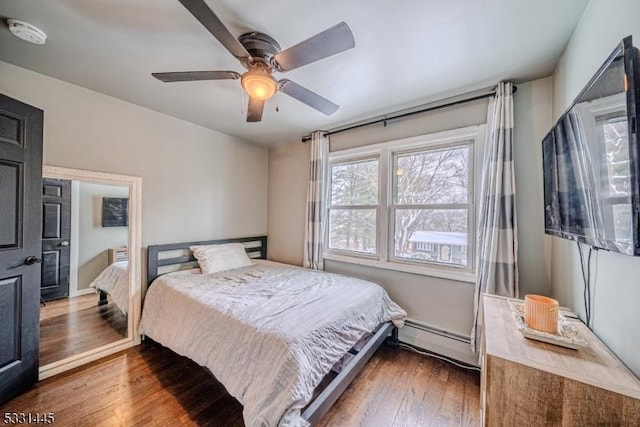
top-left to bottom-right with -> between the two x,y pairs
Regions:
542,36 -> 640,255
102,197 -> 128,227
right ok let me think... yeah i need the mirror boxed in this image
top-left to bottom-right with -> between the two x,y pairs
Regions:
39,166 -> 141,379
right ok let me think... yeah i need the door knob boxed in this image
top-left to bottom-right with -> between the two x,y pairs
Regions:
59,241 -> 69,247
24,256 -> 42,265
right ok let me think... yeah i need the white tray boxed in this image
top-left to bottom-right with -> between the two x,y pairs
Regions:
508,300 -> 588,350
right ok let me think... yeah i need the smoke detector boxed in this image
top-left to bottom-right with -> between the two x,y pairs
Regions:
7,19 -> 47,45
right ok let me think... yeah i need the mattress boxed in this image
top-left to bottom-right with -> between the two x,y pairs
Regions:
139,260 -> 406,426
89,260 -> 129,315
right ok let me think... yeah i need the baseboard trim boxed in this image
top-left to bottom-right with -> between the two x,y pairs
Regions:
399,319 -> 479,367
69,288 -> 94,298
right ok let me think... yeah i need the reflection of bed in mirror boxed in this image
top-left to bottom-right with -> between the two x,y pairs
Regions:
91,262 -> 129,315
141,236 -> 406,426
91,247 -> 129,314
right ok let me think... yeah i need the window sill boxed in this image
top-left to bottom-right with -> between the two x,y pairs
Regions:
323,253 -> 476,283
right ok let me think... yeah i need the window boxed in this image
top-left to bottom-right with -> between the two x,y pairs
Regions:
597,115 -> 632,244
574,94 -> 632,246
325,126 -> 482,281
327,158 -> 378,255
392,145 -> 472,267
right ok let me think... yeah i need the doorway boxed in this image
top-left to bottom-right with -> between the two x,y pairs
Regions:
0,93 -> 43,404
41,178 -> 71,302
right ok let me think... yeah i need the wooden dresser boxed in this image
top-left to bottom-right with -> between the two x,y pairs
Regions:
481,294 -> 640,426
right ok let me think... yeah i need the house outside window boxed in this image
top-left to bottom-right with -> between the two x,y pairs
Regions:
325,125 -> 484,282
414,241 -> 435,252
410,231 -> 466,264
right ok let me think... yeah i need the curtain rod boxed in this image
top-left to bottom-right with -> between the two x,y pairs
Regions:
301,85 -> 517,142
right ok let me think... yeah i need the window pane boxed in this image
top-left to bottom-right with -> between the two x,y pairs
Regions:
602,118 -> 630,197
331,159 -> 378,205
612,204 -> 632,244
396,146 -> 469,205
394,209 -> 468,266
328,209 -> 377,254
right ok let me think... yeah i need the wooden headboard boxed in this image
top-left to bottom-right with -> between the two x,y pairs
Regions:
146,235 -> 267,285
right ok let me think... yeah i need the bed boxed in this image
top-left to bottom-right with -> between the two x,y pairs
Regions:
89,260 -> 129,315
140,236 -> 406,426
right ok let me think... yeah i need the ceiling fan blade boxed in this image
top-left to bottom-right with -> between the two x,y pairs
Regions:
178,0 -> 251,61
273,22 -> 355,72
247,97 -> 265,122
279,79 -> 339,115
152,71 -> 240,82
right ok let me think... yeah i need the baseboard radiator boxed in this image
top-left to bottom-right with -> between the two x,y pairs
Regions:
398,319 -> 479,367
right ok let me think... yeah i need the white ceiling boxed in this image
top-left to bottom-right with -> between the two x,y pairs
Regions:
0,0 -> 589,147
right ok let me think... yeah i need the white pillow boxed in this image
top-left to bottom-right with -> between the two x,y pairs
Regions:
190,243 -> 254,274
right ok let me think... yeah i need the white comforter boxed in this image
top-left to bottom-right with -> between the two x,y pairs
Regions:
89,260 -> 129,315
139,260 -> 406,426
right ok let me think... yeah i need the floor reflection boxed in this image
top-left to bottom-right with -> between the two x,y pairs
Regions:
39,294 -> 127,366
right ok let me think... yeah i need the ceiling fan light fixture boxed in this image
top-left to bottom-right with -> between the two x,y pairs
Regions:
241,70 -> 278,101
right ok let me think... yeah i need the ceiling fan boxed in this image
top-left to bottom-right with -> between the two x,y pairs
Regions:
153,0 -> 355,122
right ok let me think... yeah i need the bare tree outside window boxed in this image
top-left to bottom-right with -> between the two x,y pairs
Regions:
393,145 -> 471,266
328,159 -> 378,254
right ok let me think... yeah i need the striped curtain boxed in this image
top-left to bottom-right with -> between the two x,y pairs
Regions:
303,131 -> 329,270
471,82 -> 519,353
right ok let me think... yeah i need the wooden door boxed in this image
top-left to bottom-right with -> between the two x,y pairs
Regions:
41,178 -> 71,301
0,93 -> 44,404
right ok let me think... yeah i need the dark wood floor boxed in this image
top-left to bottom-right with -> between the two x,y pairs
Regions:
2,342 -> 480,426
40,294 -> 127,365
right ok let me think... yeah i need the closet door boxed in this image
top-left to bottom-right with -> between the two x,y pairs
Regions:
0,93 -> 44,404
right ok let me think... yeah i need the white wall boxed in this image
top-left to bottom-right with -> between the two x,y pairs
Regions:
550,0 -> 640,378
268,81 -> 552,357
0,61 -> 268,249
268,142 -> 309,266
77,182 -> 128,290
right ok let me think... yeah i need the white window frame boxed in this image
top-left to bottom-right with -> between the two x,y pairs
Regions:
324,125 -> 485,283
326,155 -> 380,257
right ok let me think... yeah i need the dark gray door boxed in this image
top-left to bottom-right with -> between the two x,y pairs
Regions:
41,178 -> 71,302
0,93 -> 44,404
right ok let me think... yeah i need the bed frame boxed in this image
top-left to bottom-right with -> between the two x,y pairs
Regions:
145,235 -> 398,425
97,290 -> 109,306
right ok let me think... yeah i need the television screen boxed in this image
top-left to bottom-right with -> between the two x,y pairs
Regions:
542,36 -> 640,255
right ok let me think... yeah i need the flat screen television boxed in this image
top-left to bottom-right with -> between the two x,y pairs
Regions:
542,36 -> 640,255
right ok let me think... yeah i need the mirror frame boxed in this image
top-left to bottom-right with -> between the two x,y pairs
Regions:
40,166 -> 142,379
